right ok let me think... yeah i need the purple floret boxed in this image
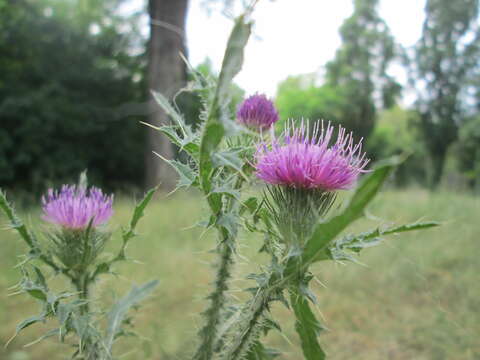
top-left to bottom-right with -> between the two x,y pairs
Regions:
254,121 -> 369,191
42,185 -> 113,229
237,94 -> 279,130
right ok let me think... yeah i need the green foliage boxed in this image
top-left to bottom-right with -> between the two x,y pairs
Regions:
0,0 -> 145,195
290,287 -> 326,360
367,106 -> 427,185
275,75 -> 347,129
104,280 -> 159,355
411,0 -> 480,187
325,0 -> 401,141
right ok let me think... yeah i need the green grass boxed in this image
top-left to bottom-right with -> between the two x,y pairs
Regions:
0,189 -> 479,360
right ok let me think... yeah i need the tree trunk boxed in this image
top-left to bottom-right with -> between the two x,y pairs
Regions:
145,0 -> 189,191
429,146 -> 447,189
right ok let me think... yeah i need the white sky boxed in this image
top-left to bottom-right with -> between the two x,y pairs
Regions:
129,0 -> 427,98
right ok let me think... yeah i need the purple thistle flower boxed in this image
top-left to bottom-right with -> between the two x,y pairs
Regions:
254,121 -> 369,191
237,94 -> 279,130
42,185 -> 113,230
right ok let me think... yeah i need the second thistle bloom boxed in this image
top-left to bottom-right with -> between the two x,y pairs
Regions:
42,185 -> 113,230
237,94 -> 279,130
255,121 -> 369,191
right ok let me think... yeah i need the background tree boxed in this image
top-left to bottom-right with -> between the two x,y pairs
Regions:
368,106 -> 427,186
411,0 -> 480,188
275,74 -> 348,128
456,115 -> 480,192
0,0 -> 145,198
146,0 -> 189,191
325,0 -> 401,142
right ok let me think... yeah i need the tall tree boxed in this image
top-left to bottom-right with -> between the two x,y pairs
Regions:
146,0 -> 189,190
411,0 -> 480,188
325,0 -> 400,142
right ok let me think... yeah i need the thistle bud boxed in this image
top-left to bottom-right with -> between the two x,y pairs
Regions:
236,94 -> 279,131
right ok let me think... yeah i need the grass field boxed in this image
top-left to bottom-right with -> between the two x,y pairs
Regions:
0,188 -> 479,360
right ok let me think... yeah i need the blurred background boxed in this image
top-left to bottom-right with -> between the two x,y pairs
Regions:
0,0 -> 479,359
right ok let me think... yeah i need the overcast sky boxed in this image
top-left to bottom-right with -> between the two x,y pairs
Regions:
127,0 -> 426,98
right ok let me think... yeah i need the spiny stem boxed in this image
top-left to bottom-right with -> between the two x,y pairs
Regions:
220,287 -> 271,360
194,172 -> 244,360
193,235 -> 234,360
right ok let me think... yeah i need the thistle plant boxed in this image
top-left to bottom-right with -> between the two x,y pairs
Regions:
0,177 -> 158,359
149,8 -> 438,360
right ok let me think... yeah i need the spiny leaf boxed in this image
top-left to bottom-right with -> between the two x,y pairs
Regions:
301,157 -> 402,267
290,289 -> 326,360
6,314 -> 46,347
127,187 -> 157,239
246,341 -> 281,360
151,91 -> 192,139
240,197 -> 259,215
211,185 -> 241,201
380,221 -> 440,236
199,15 -> 252,196
324,221 -> 440,261
211,149 -> 245,174
215,15 -> 252,106
93,187 -> 157,277
142,122 -> 199,157
154,151 -> 198,189
24,328 -> 60,348
217,212 -> 239,238
0,190 -> 38,249
104,280 -> 159,354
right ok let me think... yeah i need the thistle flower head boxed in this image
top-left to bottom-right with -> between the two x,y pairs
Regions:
236,94 -> 279,130
42,185 -> 113,230
255,121 -> 369,191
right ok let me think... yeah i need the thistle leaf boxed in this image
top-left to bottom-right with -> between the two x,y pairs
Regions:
104,280 -> 159,354
24,328 -> 60,348
151,91 -> 192,139
91,188 -> 156,280
301,157 -> 401,267
142,122 -> 199,157
246,341 -> 281,360
126,187 -> 157,241
215,15 -> 252,106
211,149 -> 245,174
0,190 -> 39,250
290,289 -> 326,360
153,152 -> 198,189
6,314 -> 46,347
199,15 -> 252,196
324,221 -> 440,261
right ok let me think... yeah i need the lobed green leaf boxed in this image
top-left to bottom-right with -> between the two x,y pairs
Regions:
324,221 -> 440,261
301,157 -> 401,267
290,289 -> 326,360
104,280 -> 159,355
246,341 -> 281,360
199,16 -> 252,197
